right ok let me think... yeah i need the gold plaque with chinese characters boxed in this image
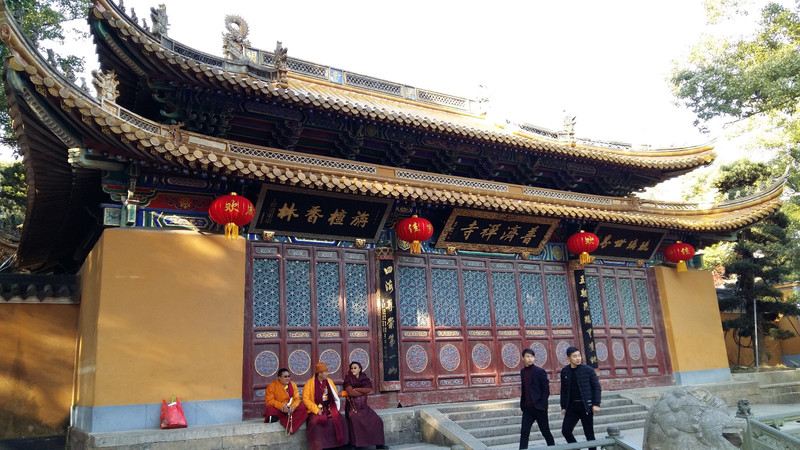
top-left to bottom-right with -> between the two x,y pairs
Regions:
435,208 -> 558,255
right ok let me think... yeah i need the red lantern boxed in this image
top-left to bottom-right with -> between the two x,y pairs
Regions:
208,192 -> 255,239
395,215 -> 434,254
664,241 -> 695,272
566,230 -> 599,265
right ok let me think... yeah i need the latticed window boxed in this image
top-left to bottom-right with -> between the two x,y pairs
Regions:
585,267 -> 652,328
396,256 -> 571,330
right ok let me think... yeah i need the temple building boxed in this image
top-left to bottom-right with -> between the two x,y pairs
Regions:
0,0 -> 786,438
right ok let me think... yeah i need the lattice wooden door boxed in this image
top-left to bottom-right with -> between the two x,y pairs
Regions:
395,254 -> 575,398
243,242 -> 376,419
584,266 -> 669,379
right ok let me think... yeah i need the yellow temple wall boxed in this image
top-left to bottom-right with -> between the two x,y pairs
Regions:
0,303 -> 78,438
653,266 -> 731,384
721,283 -> 800,368
73,228 -> 246,432
721,311 -> 778,367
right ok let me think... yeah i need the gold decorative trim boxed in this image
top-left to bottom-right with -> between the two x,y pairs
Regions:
349,331 -> 368,338
552,329 -> 572,335
498,330 -> 519,336
403,330 -> 428,337
526,330 -> 546,336
289,331 -> 310,338
436,330 -> 461,337
320,331 -> 340,338
256,331 -> 278,339
468,330 -> 490,336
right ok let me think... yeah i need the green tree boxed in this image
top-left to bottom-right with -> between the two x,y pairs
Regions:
0,161 -> 25,243
671,2 -> 800,180
0,0 -> 91,149
673,3 -> 800,126
712,160 -> 800,366
671,3 -> 800,365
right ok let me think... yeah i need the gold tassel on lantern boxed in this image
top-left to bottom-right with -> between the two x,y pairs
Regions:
676,260 -> 687,272
410,240 -> 421,254
579,252 -> 594,265
225,223 -> 239,240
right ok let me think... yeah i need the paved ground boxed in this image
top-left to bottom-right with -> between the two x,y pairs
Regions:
5,396 -> 798,449
393,403 -> 800,450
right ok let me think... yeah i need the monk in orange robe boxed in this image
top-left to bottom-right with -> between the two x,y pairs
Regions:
264,368 -> 307,434
302,362 -> 348,450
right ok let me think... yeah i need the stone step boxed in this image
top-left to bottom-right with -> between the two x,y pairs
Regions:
463,410 -> 649,440
453,404 -> 647,430
435,394 -> 625,415
439,396 -> 634,421
479,419 -> 646,447
392,444 -> 451,450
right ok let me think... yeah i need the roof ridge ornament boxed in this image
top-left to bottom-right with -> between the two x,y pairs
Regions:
560,112 -> 576,147
274,41 -> 288,89
222,14 -> 250,61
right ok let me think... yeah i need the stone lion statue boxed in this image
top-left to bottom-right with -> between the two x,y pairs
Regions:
643,387 -> 746,449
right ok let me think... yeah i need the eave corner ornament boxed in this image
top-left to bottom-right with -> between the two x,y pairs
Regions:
150,4 -> 169,38
92,70 -> 120,103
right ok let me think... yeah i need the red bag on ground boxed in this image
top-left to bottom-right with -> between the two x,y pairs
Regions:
160,396 -> 187,429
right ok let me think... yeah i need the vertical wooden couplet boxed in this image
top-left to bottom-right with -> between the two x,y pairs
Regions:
376,250 -> 400,390
572,268 -> 599,368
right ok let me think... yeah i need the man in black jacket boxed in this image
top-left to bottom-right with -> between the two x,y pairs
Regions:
559,346 -> 601,450
519,348 -> 555,448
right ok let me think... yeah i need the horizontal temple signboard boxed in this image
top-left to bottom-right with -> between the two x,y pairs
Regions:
436,208 -> 558,254
591,225 -> 665,261
249,185 -> 393,242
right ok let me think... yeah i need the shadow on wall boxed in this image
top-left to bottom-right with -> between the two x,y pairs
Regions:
0,340 -> 69,439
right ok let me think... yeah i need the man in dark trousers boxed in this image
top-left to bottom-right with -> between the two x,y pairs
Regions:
560,346 -> 601,450
519,348 -> 555,448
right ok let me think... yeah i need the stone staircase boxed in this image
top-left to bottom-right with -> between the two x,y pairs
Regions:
436,393 -> 648,448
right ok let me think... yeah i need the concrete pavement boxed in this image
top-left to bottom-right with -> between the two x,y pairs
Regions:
387,402 -> 800,450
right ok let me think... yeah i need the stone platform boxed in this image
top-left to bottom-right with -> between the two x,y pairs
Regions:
65,370 -> 800,449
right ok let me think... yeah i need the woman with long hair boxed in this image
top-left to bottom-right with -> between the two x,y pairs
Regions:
342,361 -> 388,449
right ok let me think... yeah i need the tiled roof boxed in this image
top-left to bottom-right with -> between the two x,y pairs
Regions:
91,0 -> 716,172
0,8 -> 784,235
0,273 -> 79,303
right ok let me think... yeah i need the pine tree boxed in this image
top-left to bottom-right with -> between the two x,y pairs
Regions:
713,160 -> 800,366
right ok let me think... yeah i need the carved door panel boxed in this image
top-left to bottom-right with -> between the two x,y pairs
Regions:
395,255 -> 572,395
395,255 -> 442,392
584,266 -> 668,379
243,243 -> 375,419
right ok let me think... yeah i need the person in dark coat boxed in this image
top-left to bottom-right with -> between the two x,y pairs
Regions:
519,348 -> 555,448
560,346 -> 602,450
342,361 -> 388,449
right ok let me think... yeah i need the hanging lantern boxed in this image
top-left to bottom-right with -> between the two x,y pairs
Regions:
208,193 -> 255,239
664,241 -> 695,272
566,230 -> 599,265
395,215 -> 434,254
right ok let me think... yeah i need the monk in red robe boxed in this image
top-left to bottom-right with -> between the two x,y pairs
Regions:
264,368 -> 307,434
302,362 -> 348,450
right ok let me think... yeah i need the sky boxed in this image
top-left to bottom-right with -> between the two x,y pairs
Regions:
0,0 -> 785,168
